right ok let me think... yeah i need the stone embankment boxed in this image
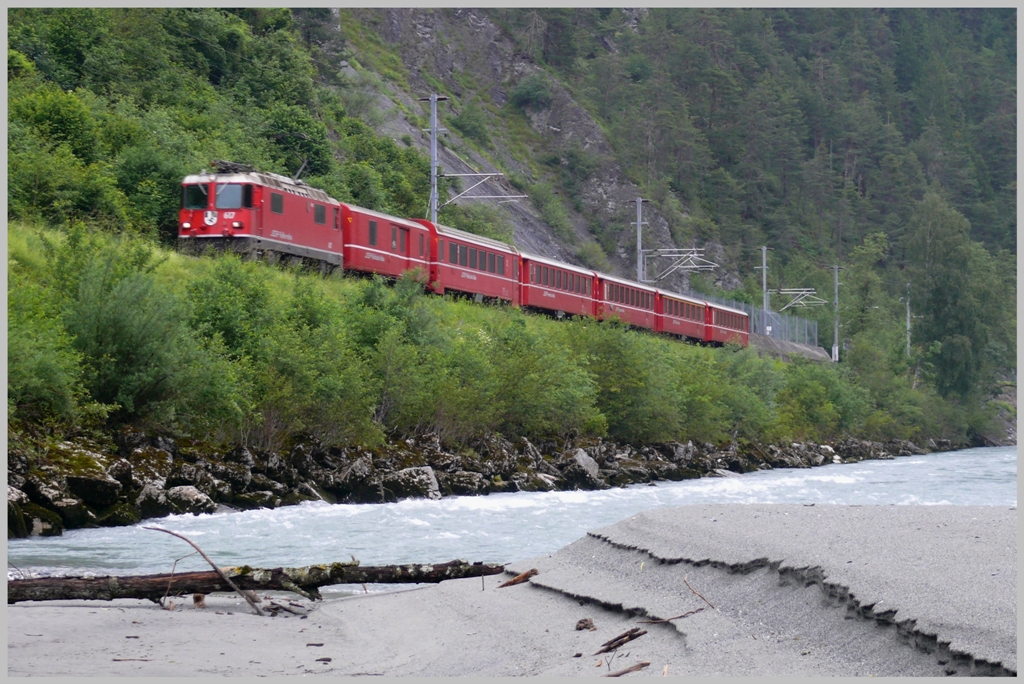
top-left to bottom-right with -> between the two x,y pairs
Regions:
8,431 -> 951,539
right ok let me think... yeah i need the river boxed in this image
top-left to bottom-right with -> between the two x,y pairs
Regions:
7,446 -> 1016,584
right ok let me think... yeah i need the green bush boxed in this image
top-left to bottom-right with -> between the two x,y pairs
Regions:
510,73 -> 552,112
449,100 -> 491,147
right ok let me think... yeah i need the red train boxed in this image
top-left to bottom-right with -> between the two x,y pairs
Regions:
178,164 -> 748,347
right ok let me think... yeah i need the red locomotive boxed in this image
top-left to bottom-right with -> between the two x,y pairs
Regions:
178,164 -> 748,347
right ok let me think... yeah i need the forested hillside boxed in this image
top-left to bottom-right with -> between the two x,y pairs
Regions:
6,8 -> 1016,450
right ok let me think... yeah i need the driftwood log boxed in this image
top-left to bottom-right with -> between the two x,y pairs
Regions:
8,559 -> 505,604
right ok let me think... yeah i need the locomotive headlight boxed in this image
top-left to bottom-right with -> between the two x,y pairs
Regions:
231,221 -> 243,229
182,222 -> 191,229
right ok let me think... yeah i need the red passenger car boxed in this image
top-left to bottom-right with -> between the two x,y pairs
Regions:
596,273 -> 658,330
345,207 -> 432,281
705,302 -> 750,346
520,253 -> 596,318
178,167 -> 343,266
414,221 -> 521,305
657,290 -> 707,341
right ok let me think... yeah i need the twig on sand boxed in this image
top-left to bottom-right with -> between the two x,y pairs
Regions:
496,568 -> 537,588
602,661 -> 650,677
637,606 -> 705,624
683,575 -> 714,609
143,526 -> 264,617
594,627 -> 647,655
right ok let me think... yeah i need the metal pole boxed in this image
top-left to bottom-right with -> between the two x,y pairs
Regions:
430,94 -> 439,224
761,246 -> 768,337
905,282 -> 911,357
832,265 -> 839,362
636,197 -> 643,282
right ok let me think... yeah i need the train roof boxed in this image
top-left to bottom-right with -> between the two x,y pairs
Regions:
183,171 -> 334,203
346,205 -> 430,228
519,251 -> 595,273
705,301 -> 749,316
594,271 -> 658,290
656,289 -> 707,305
433,223 -> 520,254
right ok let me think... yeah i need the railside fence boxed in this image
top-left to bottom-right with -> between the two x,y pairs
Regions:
698,293 -> 819,347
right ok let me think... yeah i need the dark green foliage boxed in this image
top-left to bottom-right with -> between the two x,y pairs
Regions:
510,73 -> 553,111
449,100 -> 492,147
63,247 -> 188,423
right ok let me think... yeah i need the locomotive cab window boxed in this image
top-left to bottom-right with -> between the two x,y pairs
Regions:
314,204 -> 326,224
271,192 -> 284,214
215,183 -> 252,209
183,184 -> 209,209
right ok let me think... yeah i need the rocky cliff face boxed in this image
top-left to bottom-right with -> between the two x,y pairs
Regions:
339,8 -> 722,293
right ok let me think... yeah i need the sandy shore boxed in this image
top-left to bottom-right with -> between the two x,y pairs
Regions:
7,504 -> 1016,677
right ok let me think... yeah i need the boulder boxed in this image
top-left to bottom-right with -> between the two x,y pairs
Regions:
560,449 -> 606,490
380,466 -> 441,502
97,502 -> 141,527
65,473 -> 122,509
20,502 -> 63,536
165,461 -> 216,494
51,497 -> 95,528
135,484 -> 175,520
206,461 -> 252,492
231,490 -> 280,510
331,456 -> 381,503
8,486 -> 29,539
223,445 -> 255,468
165,486 -> 217,515
288,444 -> 316,477
248,472 -> 289,496
439,470 -> 487,496
106,459 -> 134,488
127,446 -> 173,484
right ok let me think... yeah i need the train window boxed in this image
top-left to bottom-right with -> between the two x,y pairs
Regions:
314,204 -> 326,224
542,267 -> 547,286
333,208 -> 339,230
480,251 -> 488,271
183,184 -> 208,209
419,233 -> 424,256
630,289 -> 635,307
271,192 -> 284,214
438,240 -> 444,262
400,229 -> 406,253
459,244 -> 467,266
391,226 -> 397,250
488,252 -> 495,273
215,183 -> 245,209
557,270 -> 563,290
450,242 -> 458,264
369,220 -> 377,246
243,185 -> 253,208
498,255 -> 505,275
585,279 -> 589,296
469,248 -> 477,269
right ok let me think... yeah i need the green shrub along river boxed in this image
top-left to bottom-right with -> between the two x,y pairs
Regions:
8,223 -> 1002,454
